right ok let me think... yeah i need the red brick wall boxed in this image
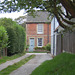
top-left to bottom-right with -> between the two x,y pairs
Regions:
26,23 -> 51,47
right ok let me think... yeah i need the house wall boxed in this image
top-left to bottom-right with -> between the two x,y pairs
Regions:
26,23 -> 51,47
51,17 -> 59,56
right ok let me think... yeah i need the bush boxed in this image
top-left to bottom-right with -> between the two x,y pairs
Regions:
6,27 -> 17,55
42,46 -> 46,50
7,24 -> 26,56
34,46 -> 46,50
14,25 -> 25,53
45,43 -> 51,51
0,26 -> 8,49
0,18 -> 26,56
0,26 -> 8,57
26,45 -> 29,50
34,44 -> 51,51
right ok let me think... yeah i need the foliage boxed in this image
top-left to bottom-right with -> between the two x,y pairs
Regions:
0,55 -> 35,75
15,15 -> 26,30
0,18 -> 16,28
0,26 -> 8,50
0,53 -> 25,64
13,25 -> 25,54
6,27 -> 17,55
34,46 -> 46,50
26,45 -> 29,50
0,18 -> 26,56
45,43 -> 51,51
26,51 -> 46,53
31,53 -> 75,75
34,43 -> 51,51
0,0 -> 75,30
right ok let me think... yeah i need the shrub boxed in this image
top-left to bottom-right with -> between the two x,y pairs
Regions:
34,46 -> 46,50
26,45 -> 29,50
13,25 -> 25,54
45,43 -> 51,51
0,26 -> 8,57
0,26 -> 8,49
42,46 -> 46,50
0,18 -> 26,56
6,27 -> 17,55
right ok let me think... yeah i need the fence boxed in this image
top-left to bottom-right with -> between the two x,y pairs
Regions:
56,31 -> 75,55
63,31 -> 75,53
0,48 -> 7,57
56,34 -> 62,55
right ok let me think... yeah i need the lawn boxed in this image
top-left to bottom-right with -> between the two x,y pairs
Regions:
0,55 -> 35,75
0,53 -> 25,64
26,51 -> 47,53
31,53 -> 75,75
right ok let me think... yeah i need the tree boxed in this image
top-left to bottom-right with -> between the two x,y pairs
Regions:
0,26 -> 8,57
0,0 -> 75,30
0,18 -> 26,56
15,16 -> 26,30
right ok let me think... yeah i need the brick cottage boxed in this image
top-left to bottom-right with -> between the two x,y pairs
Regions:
26,11 -> 51,51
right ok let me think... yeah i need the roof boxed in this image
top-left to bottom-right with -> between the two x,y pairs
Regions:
26,11 -> 51,23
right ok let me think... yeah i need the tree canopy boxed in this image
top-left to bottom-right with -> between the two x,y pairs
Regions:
0,26 -> 8,50
0,18 -> 26,56
0,0 -> 75,30
15,16 -> 26,29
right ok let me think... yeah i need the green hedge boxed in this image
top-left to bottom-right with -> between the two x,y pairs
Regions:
34,46 -> 46,50
34,43 -> 51,51
6,27 -> 17,55
0,18 -> 26,56
13,25 -> 25,54
45,43 -> 51,51
0,26 -> 8,57
0,26 -> 8,49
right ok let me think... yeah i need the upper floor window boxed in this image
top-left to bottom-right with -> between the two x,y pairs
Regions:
37,24 -> 43,34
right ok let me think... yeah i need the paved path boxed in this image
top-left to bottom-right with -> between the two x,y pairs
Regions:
0,53 -> 32,71
10,53 -> 52,75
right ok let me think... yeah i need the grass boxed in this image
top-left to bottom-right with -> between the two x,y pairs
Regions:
31,53 -> 75,75
0,53 -> 26,64
0,54 -> 35,75
26,51 -> 47,53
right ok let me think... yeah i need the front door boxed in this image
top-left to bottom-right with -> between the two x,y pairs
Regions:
29,38 -> 34,52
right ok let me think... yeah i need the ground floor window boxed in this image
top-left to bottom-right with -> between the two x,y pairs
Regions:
37,38 -> 43,47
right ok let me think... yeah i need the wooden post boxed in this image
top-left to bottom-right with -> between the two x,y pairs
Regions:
0,49 -> 1,58
5,48 -> 7,56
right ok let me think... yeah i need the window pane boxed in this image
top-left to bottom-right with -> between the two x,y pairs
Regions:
38,24 -> 43,33
38,38 -> 42,46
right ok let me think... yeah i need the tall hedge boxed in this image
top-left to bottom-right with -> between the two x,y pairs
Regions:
0,18 -> 26,56
6,27 -> 17,55
13,25 -> 25,54
0,26 -> 8,57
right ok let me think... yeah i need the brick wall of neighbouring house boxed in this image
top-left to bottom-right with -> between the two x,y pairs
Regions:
26,23 -> 51,47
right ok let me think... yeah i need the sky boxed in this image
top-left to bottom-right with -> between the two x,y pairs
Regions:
0,9 -> 26,20
0,0 -> 26,20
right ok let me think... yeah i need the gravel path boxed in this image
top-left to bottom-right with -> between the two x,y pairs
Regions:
10,53 -> 52,75
0,53 -> 32,71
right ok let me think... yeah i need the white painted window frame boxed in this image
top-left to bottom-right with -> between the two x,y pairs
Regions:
37,24 -> 44,34
37,38 -> 43,47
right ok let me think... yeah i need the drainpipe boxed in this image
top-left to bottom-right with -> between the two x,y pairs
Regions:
53,17 -> 55,55
47,24 -> 49,43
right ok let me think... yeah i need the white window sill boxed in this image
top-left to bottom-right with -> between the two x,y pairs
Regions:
37,46 -> 43,47
37,32 -> 43,34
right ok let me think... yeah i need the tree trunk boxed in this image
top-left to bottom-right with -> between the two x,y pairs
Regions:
60,0 -> 75,17
0,50 -> 1,58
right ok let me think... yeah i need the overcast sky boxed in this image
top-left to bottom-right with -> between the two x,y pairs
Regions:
0,0 -> 26,20
0,9 -> 26,20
